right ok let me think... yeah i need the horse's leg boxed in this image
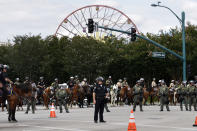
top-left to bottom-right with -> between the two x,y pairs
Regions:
2,98 -> 5,111
11,108 -> 17,122
8,108 -> 11,122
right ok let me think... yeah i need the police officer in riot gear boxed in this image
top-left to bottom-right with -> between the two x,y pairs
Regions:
37,77 -> 45,104
188,80 -> 197,111
67,76 -> 75,89
105,76 -> 113,112
133,80 -> 143,112
0,64 -> 13,98
159,80 -> 170,111
177,81 -> 188,111
93,77 -> 108,123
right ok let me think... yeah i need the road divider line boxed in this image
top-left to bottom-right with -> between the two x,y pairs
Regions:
137,124 -> 197,130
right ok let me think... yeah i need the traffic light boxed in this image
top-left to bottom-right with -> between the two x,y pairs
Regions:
131,27 -> 136,41
88,18 -> 94,33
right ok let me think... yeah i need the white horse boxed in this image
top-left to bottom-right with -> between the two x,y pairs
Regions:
110,84 -> 118,107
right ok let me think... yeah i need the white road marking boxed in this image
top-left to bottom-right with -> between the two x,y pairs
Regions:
137,124 -> 197,130
18,124 -> 89,131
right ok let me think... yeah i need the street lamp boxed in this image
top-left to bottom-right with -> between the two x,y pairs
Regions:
151,1 -> 186,81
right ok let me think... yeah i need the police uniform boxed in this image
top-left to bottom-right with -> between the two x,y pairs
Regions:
105,79 -> 113,112
177,83 -> 188,111
93,82 -> 107,123
159,83 -> 170,111
67,80 -> 75,89
37,80 -> 45,104
133,82 -> 143,111
122,81 -> 129,87
56,87 -> 69,113
188,82 -> 197,111
25,82 -> 37,114
0,69 -> 9,97
51,82 -> 59,91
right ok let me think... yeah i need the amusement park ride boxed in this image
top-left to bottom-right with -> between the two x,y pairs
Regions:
55,4 -> 186,81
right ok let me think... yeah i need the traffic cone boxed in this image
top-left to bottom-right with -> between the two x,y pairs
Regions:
128,110 -> 137,131
50,103 -> 56,118
193,116 -> 197,127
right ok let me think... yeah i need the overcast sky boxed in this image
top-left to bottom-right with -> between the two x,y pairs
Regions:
0,0 -> 196,42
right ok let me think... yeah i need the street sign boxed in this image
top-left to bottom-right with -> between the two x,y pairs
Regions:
152,52 -> 165,58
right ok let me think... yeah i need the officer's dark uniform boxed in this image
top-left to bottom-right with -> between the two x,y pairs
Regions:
93,81 -> 107,123
67,80 -> 75,89
0,69 -> 8,97
37,80 -> 45,104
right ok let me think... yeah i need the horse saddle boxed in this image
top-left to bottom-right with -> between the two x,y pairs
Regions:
7,87 -> 14,96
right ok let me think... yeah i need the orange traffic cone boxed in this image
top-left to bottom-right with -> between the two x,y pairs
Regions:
193,116 -> 197,126
50,103 -> 56,118
128,110 -> 137,131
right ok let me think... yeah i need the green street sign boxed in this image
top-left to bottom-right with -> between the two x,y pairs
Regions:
152,52 -> 165,58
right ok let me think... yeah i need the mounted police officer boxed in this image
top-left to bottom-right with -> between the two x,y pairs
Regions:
133,80 -> 143,112
38,77 -> 45,88
150,78 -> 157,91
159,80 -> 170,111
0,64 -> 13,98
50,78 -> 59,105
56,85 -> 69,113
24,76 -> 30,84
74,75 -> 80,85
177,81 -> 188,111
122,77 -> 129,87
14,78 -> 20,85
93,77 -> 108,123
67,76 -> 75,89
81,78 -> 88,88
51,78 -> 59,91
140,78 -> 145,88
188,80 -> 197,111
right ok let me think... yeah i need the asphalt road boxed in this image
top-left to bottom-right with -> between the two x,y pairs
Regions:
0,105 -> 197,131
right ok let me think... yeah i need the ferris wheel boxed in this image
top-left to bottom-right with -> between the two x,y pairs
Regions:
55,5 -> 139,42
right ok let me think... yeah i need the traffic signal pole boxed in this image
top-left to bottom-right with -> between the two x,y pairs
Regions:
97,25 -> 185,79
182,12 -> 186,81
98,25 -> 183,60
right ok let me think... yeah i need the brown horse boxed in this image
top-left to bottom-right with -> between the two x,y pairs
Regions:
143,87 -> 149,105
6,83 -> 33,122
126,86 -> 133,105
149,86 -> 159,105
83,85 -> 93,107
7,89 -> 18,122
0,89 -> 6,111
43,87 -> 54,109
70,84 -> 85,108
16,97 -> 23,111
119,86 -> 127,105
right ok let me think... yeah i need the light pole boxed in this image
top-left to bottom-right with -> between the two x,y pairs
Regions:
151,1 -> 186,81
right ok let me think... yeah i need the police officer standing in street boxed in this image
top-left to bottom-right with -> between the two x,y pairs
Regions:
177,81 -> 188,111
104,76 -> 113,112
56,85 -> 69,113
93,76 -> 108,123
25,81 -> 37,114
188,80 -> 197,111
133,80 -> 143,112
159,80 -> 170,111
